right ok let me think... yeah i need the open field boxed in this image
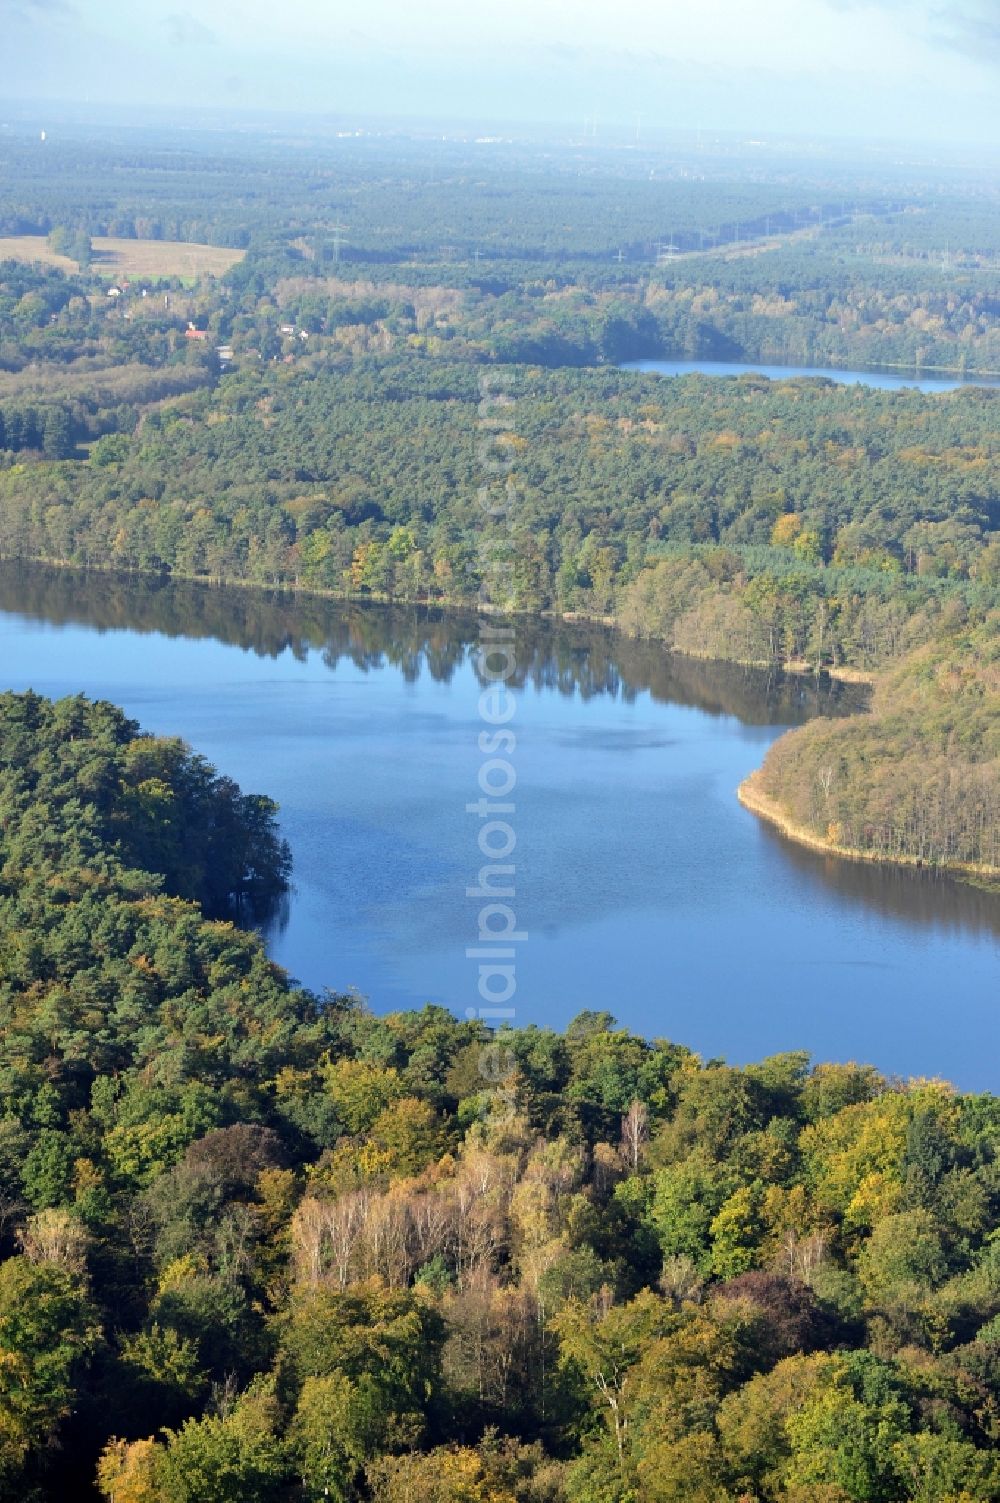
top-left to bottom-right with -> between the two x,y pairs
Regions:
0,235 -> 245,279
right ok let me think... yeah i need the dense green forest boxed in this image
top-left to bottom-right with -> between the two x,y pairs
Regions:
0,128 -> 916,258
2,357 -> 998,658
0,690 -> 997,1502
0,125 -> 997,1498
0,133 -> 996,856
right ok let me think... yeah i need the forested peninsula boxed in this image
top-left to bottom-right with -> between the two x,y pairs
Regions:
744,620 -> 1000,878
1,689 -> 999,1502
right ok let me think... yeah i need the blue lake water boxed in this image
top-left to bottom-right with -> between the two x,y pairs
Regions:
0,567 -> 996,1089
621,358 -> 1000,393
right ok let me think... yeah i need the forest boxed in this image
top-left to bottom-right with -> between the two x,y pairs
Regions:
0,690 -> 997,1502
0,122 -> 997,1499
2,353 -> 998,650
0,138 -> 996,846
2,215 -> 998,871
751,619 -> 1000,872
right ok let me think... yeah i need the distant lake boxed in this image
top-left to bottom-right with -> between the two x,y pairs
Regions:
621,358 -> 1000,393
1,564 -> 997,1088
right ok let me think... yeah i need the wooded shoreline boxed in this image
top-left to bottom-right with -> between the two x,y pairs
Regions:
738,769 -> 1000,883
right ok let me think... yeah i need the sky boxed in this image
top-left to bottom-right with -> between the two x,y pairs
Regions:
5,0 -> 1000,146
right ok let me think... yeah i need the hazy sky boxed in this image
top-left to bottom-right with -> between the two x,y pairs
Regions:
6,0 -> 1000,144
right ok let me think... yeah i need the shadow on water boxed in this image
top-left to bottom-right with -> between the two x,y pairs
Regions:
753,820 -> 1000,940
0,562 -> 865,727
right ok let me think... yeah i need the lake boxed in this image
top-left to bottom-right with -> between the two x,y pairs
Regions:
1,564 -> 997,1088
621,358 -> 1000,393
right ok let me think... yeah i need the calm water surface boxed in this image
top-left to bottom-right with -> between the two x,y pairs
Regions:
0,565 -> 996,1088
621,358 -> 1000,392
